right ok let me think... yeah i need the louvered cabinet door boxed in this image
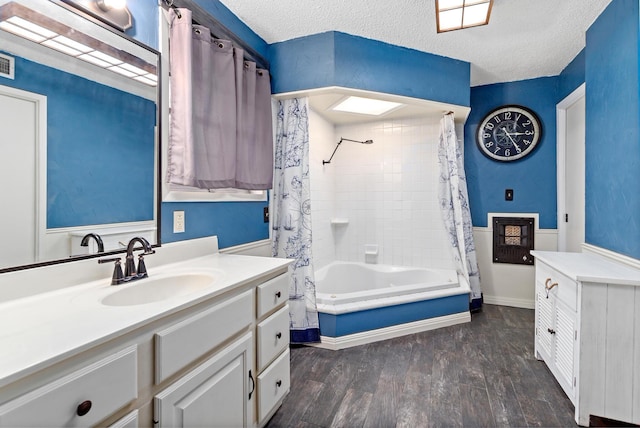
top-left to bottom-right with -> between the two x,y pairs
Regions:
553,298 -> 576,397
535,289 -> 554,360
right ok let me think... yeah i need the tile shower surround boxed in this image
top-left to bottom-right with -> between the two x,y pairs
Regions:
309,113 -> 457,271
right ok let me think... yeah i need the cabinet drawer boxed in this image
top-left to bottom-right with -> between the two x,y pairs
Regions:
257,273 -> 288,318
257,304 -> 290,371
155,289 -> 253,384
257,348 -> 290,423
536,262 -> 577,311
0,346 -> 137,427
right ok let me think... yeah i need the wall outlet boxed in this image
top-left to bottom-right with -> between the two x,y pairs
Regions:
173,210 -> 185,233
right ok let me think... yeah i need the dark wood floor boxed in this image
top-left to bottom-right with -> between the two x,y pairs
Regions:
265,304 -> 581,428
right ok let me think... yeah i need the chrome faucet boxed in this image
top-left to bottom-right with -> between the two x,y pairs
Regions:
80,233 -> 104,253
98,236 -> 155,286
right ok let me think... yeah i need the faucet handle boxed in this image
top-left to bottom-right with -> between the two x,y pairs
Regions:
136,254 -> 149,278
98,257 -> 124,285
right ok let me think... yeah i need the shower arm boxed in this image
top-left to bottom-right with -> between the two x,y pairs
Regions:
322,138 -> 370,165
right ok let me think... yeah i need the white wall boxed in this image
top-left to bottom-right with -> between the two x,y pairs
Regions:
309,110 -> 337,269
309,114 -> 455,270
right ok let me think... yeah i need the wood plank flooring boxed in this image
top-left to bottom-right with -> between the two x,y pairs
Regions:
265,304 -> 580,428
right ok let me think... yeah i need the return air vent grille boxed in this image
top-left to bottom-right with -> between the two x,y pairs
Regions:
0,53 -> 15,79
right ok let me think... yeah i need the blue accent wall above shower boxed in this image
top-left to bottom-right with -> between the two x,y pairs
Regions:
584,0 -> 640,259
464,77 -> 559,229
270,31 -> 471,107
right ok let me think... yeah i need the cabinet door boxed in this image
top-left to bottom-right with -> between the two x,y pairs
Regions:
554,298 -> 576,395
535,288 -> 554,360
154,332 -> 254,428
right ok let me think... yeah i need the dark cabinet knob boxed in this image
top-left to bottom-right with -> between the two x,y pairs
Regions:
276,332 -> 282,339
275,291 -> 281,298
276,380 -> 282,387
547,328 -> 556,335
76,400 -> 92,416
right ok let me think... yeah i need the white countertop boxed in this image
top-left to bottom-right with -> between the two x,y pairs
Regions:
531,250 -> 640,286
0,251 -> 290,389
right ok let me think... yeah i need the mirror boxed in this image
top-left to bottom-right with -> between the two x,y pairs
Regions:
0,0 -> 159,271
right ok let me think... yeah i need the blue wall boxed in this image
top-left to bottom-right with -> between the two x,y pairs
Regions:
270,31 -> 470,107
558,49 -> 585,101
464,77 -> 559,228
2,54 -> 155,228
584,0 -> 640,259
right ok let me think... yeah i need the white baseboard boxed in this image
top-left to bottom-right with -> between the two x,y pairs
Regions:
483,295 -> 535,309
220,239 -> 271,256
582,243 -> 640,270
311,312 -> 471,350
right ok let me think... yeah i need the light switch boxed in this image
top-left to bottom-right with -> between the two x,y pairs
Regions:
173,210 -> 185,233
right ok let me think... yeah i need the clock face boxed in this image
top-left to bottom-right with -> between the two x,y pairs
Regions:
476,105 -> 542,162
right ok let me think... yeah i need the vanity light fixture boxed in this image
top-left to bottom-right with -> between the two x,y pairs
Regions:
331,96 -> 404,116
0,2 -> 156,86
63,0 -> 133,32
436,0 -> 493,33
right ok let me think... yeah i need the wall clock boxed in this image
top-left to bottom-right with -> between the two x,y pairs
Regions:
476,105 -> 542,162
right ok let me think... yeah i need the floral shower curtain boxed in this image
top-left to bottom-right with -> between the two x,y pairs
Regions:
272,98 -> 320,343
438,113 -> 483,310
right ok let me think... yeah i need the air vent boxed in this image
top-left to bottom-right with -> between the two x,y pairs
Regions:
0,53 -> 15,79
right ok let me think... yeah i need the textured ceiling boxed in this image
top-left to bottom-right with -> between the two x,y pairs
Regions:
218,0 -> 612,87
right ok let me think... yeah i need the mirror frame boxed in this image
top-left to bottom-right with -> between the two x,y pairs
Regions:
0,0 -> 162,274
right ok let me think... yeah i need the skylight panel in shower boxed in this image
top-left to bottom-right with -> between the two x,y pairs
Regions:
331,96 -> 404,116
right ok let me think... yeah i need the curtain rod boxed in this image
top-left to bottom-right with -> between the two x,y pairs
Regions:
161,0 -> 270,70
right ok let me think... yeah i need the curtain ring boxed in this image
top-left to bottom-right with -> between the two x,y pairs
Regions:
194,28 -> 201,35
218,42 -> 224,48
257,70 -> 263,76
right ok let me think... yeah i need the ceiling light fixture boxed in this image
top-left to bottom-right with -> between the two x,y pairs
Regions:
331,96 -> 404,116
436,0 -> 493,33
0,2 -> 156,86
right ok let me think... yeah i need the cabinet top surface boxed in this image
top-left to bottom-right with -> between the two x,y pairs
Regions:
0,253 -> 290,390
531,251 -> 640,286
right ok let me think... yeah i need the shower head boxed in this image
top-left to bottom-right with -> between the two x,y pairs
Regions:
322,137 -> 374,164
340,137 -> 373,145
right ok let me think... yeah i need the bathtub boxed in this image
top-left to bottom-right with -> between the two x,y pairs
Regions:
314,262 -> 470,349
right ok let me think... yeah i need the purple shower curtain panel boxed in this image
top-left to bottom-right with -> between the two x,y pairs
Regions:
167,8 -> 273,190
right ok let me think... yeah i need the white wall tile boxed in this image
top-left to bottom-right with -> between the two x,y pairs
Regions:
309,114 -> 456,271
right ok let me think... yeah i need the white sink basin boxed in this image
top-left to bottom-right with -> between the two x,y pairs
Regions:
101,272 -> 216,306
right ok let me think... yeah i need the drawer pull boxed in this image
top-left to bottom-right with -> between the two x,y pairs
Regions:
275,291 -> 281,299
547,328 -> 556,335
248,370 -> 255,400
276,332 -> 282,339
276,380 -> 282,388
544,279 -> 558,298
76,400 -> 92,417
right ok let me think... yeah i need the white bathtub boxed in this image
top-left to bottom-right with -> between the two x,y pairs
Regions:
315,261 -> 468,314
313,261 -> 471,349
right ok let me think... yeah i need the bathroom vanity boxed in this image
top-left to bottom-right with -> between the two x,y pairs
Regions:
532,250 -> 640,426
0,237 -> 291,427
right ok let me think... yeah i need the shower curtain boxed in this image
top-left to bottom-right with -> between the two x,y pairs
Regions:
166,8 -> 272,190
438,113 -> 482,310
272,98 -> 320,343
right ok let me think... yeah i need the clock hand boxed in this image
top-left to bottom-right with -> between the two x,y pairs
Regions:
502,127 -> 518,145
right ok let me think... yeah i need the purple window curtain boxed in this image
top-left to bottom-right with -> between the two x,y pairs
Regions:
167,8 -> 273,190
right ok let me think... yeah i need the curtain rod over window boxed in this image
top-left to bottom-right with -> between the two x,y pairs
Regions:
161,0 -> 270,70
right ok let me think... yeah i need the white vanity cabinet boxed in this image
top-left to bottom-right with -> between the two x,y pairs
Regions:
532,250 -> 640,426
0,250 -> 291,428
